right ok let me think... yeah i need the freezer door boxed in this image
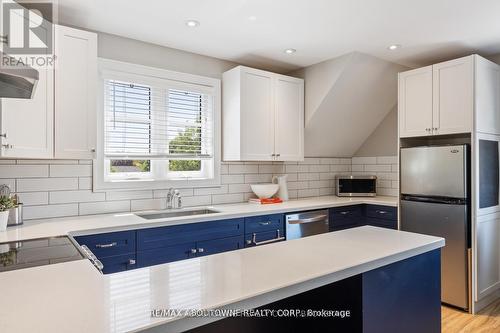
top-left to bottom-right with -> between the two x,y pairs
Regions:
400,200 -> 469,309
400,145 -> 467,198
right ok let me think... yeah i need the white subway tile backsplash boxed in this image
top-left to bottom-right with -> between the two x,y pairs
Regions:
0,165 -> 48,178
182,195 -> 211,207
79,200 -> 130,215
17,192 -> 49,206
221,174 -> 245,184
106,190 -> 153,201
50,190 -> 105,204
228,164 -> 258,174
78,177 -> 92,190
23,204 -> 79,220
194,185 -> 228,196
352,157 -> 377,165
212,193 -> 244,205
0,155 -> 398,220
17,178 -> 78,192
131,199 -> 166,211
50,164 -> 92,177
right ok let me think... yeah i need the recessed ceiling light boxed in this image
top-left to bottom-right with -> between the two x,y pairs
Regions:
388,44 -> 401,50
284,48 -> 297,54
248,15 -> 257,21
185,20 -> 200,27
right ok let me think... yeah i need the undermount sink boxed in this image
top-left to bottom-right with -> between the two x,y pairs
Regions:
136,208 -> 219,220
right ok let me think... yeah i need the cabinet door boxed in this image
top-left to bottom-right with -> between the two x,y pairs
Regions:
398,66 -> 433,138
274,75 -> 304,161
475,56 -> 500,135
476,213 -> 500,301
0,60 -> 54,158
54,25 -> 97,159
432,56 -> 473,135
240,68 -> 274,161
196,236 -> 244,257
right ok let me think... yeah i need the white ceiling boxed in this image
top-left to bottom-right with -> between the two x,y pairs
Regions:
57,0 -> 500,71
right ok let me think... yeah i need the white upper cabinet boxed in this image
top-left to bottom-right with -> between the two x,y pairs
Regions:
54,25 -> 97,159
432,56 -> 474,135
0,13 -> 54,159
274,75 -> 304,161
398,66 -> 433,138
0,58 -> 54,158
223,66 -> 304,161
475,57 -> 500,135
399,55 -> 480,138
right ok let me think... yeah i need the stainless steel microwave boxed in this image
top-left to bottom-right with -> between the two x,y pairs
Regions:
336,175 -> 377,197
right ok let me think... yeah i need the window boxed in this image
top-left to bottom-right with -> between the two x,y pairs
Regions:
95,60 -> 220,190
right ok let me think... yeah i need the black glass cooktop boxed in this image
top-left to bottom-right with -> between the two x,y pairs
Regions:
0,236 -> 84,272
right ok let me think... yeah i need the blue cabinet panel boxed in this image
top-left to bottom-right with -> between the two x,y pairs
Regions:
197,236 -> 244,257
244,229 -> 285,247
365,217 -> 397,230
329,205 -> 363,231
99,253 -> 136,274
136,242 -> 195,268
245,214 -> 284,234
365,205 -> 397,221
75,230 -> 136,258
363,249 -> 441,333
137,218 -> 244,251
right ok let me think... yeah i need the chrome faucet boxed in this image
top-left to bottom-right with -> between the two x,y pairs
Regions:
166,188 -> 182,209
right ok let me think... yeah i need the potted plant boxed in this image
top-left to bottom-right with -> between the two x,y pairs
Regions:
0,196 -> 16,231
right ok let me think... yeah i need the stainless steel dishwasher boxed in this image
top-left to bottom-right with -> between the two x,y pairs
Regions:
285,209 -> 329,240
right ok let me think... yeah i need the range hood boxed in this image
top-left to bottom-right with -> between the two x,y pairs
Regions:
0,51 -> 39,99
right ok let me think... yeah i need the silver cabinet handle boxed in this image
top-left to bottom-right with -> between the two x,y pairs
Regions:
258,221 -> 272,226
90,148 -> 96,152
271,153 -> 276,157
0,133 -> 6,138
247,229 -> 285,246
80,245 -> 104,272
190,248 -> 197,254
276,153 -> 281,157
433,127 -> 438,131
288,214 -> 328,224
198,248 -> 204,253
128,259 -> 136,265
339,211 -> 350,215
1,144 -> 13,149
376,210 -> 388,214
95,242 -> 117,248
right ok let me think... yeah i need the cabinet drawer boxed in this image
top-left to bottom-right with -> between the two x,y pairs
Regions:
365,205 -> 397,220
75,230 -> 136,258
197,236 -> 244,257
329,205 -> 363,228
136,242 -> 195,268
244,229 -> 285,247
99,253 -> 136,274
245,214 -> 284,234
137,218 -> 244,251
366,217 -> 398,230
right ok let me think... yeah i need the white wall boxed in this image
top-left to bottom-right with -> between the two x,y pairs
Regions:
293,52 -> 407,157
355,107 -> 398,156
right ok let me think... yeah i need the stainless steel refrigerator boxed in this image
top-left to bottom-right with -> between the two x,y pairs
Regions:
400,144 -> 470,310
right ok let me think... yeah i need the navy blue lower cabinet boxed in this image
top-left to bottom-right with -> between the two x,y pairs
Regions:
99,253 -> 137,274
329,205 -> 363,231
365,217 -> 397,230
136,242 -> 196,268
74,230 -> 136,258
244,214 -> 284,234
244,229 -> 285,247
362,249 -> 441,333
196,236 -> 245,257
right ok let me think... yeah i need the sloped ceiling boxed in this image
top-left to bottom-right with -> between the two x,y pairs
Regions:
293,52 -> 407,157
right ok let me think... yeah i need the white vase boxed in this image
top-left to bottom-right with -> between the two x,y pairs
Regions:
0,210 -> 9,231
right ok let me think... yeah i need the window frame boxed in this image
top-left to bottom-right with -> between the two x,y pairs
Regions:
94,59 -> 221,191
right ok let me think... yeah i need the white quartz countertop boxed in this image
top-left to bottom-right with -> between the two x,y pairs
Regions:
0,195 -> 397,243
0,226 -> 443,333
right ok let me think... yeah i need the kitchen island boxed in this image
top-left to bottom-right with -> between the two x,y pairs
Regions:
0,225 -> 443,333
